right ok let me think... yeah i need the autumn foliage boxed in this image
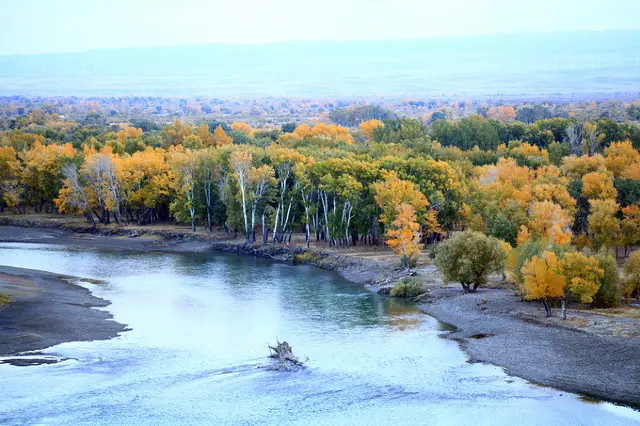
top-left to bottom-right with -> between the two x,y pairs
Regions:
3,104 -> 640,311
385,203 -> 423,268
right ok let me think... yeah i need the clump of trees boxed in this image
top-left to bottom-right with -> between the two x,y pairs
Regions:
2,99 -> 640,313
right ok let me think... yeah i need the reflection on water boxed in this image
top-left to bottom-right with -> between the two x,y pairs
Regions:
1,242 -> 639,426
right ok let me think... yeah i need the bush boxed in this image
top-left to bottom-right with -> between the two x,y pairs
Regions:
390,278 -> 424,298
593,247 -> 621,308
0,293 -> 11,306
294,251 -> 320,264
435,230 -> 506,293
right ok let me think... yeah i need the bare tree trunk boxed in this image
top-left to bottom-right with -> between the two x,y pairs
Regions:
251,204 -> 257,242
239,179 -> 249,241
566,123 -> 584,156
262,210 -> 268,244
320,190 -> 330,247
272,204 -> 280,243
542,299 -> 552,317
372,213 -> 379,245
84,211 -> 96,228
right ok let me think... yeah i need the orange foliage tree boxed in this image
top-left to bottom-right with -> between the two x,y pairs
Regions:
359,119 -> 384,140
213,125 -> 233,147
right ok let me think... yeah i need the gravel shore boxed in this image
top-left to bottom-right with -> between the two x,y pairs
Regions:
419,287 -> 640,408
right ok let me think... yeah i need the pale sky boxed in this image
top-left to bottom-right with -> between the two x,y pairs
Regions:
3,0 -> 640,55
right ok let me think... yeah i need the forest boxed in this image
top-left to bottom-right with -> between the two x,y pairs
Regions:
2,99 -> 640,314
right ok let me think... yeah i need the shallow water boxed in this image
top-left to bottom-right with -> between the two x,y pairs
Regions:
1,242 -> 639,425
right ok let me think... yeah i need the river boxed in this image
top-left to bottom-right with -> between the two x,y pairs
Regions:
1,242 -> 639,425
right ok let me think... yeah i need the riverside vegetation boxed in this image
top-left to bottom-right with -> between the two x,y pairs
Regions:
2,100 -> 640,318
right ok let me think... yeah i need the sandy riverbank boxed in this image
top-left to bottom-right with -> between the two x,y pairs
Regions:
0,265 -> 127,361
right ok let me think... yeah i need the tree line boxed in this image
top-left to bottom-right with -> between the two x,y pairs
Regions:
2,110 -> 640,314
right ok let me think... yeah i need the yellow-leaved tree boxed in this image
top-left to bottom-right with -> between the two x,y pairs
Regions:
582,171 -> 617,200
169,148 -> 198,232
372,171 -> 429,226
522,201 -> 572,246
604,140 -> 639,177
230,149 -> 253,240
562,252 -> 603,307
385,203 -> 423,269
359,119 -> 384,140
196,123 -> 215,147
231,122 -> 252,135
588,199 -> 621,249
521,251 -> 565,317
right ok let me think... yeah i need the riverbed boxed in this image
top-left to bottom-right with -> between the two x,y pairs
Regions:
1,242 -> 639,425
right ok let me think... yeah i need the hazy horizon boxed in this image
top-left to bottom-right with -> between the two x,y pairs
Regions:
1,29 -> 637,58
1,31 -> 638,98
4,0 -> 640,56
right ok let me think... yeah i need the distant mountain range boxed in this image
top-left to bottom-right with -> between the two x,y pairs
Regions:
0,30 -> 639,98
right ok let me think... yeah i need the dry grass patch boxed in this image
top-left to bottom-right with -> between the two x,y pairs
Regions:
590,306 -> 640,318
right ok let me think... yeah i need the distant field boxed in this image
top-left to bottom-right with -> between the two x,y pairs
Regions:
1,31 -> 639,98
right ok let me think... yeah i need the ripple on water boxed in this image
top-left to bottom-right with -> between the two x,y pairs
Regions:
1,243 -> 640,425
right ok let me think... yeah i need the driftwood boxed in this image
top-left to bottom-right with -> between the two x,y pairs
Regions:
267,340 -> 306,371
373,270 -> 417,287
413,291 -> 431,302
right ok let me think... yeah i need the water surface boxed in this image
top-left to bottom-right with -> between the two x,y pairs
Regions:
1,243 -> 639,425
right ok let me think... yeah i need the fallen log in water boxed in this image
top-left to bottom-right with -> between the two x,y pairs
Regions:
267,340 -> 306,371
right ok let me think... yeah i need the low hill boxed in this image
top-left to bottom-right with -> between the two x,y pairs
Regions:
0,30 -> 639,97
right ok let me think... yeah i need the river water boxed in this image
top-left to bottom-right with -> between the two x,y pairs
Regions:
1,242 -> 639,425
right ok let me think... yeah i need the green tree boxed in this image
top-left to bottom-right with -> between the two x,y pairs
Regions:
435,230 -> 506,293
593,248 -> 620,308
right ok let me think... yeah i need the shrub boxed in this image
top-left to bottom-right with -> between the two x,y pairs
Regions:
390,278 -> 424,298
294,251 -> 320,264
435,230 -> 506,293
